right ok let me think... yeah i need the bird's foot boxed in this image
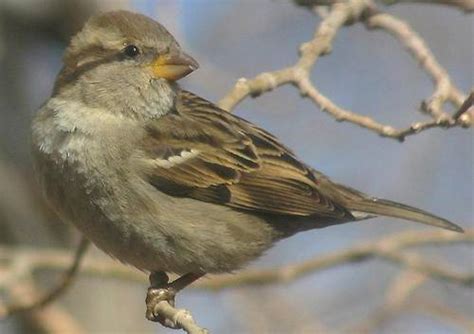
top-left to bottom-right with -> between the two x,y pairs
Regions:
145,271 -> 205,327
145,272 -> 177,327
146,286 -> 178,326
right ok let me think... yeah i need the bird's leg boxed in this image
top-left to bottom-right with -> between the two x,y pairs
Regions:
146,271 -> 204,324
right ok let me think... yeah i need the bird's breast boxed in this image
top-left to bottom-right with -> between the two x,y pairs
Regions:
32,98 -> 144,229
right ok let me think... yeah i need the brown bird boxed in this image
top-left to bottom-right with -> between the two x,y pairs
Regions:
31,10 -> 462,321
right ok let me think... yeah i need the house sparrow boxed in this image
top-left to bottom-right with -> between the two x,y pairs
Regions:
31,10 -> 462,319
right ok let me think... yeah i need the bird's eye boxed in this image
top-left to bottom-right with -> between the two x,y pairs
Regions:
122,45 -> 140,58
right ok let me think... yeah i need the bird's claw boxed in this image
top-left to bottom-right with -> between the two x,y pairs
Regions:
145,285 -> 178,326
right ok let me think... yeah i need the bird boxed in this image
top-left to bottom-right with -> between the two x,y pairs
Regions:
31,10 -> 462,320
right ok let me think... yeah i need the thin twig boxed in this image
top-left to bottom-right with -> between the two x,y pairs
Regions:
365,11 -> 466,122
0,230 -> 471,333
453,91 -> 474,121
296,0 -> 474,12
353,269 -> 474,333
409,298 -> 474,332
3,231 -> 470,290
151,301 -> 209,334
351,270 -> 428,333
0,237 -> 89,317
383,0 -> 474,12
218,0 -> 369,112
220,0 -> 471,141
194,230 -> 473,290
4,279 -> 85,334
0,244 -> 145,285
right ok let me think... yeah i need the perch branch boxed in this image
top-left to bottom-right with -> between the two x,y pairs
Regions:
1,230 -> 471,332
150,301 -> 209,334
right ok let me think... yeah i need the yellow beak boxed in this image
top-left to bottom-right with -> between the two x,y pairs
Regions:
150,51 -> 199,81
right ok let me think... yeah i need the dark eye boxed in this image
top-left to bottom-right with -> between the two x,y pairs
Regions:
122,45 -> 140,58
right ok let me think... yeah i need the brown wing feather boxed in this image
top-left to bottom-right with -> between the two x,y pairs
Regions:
143,90 -> 349,219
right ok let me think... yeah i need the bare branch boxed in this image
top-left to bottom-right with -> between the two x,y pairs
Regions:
150,301 -> 209,334
296,0 -> 474,12
409,298 -> 474,332
354,269 -> 474,333
0,238 -> 210,333
218,1 -> 369,112
0,244 -> 144,285
219,0 -> 471,141
383,0 -> 474,12
352,270 -> 428,333
453,91 -> 474,121
365,10 -> 467,122
3,230 -> 470,289
0,237 -> 89,317
2,280 -> 85,334
195,230 -> 473,290
1,230 -> 471,333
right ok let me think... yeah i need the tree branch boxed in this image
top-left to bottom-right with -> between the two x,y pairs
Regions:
150,301 -> 209,334
1,230 -> 471,291
220,0 -> 471,141
408,298 -> 474,331
194,230 -> 473,290
1,230 -> 471,332
364,9 -> 467,122
353,269 -> 474,333
3,279 -> 85,334
453,90 -> 474,121
295,0 -> 474,12
383,0 -> 474,12
0,237 -> 89,318
352,270 -> 428,333
218,0 -> 369,112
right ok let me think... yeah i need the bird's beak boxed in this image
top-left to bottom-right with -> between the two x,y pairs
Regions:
149,50 -> 199,81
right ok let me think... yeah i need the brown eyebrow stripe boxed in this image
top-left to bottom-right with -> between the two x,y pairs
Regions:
52,46 -> 123,96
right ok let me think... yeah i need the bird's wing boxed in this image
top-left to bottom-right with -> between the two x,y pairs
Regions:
142,90 -> 349,218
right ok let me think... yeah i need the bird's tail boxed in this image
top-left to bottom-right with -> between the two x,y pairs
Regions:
344,197 -> 463,232
319,179 -> 463,233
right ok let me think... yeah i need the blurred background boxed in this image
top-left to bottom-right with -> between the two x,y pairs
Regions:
0,0 -> 472,333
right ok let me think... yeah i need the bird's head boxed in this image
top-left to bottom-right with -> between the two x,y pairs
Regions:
54,10 -> 198,116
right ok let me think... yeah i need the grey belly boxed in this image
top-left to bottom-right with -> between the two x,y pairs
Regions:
35,152 -> 278,274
